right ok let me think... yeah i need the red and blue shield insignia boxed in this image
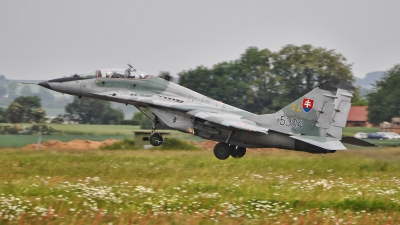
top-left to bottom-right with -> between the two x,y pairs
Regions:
302,98 -> 314,113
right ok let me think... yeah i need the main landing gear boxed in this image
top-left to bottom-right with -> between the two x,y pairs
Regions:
214,130 -> 246,160
213,142 -> 246,160
150,116 -> 163,146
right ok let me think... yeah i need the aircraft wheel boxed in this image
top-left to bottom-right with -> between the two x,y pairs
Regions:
150,133 -> 163,146
230,145 -> 239,158
213,142 -> 231,160
231,146 -> 246,158
236,146 -> 246,158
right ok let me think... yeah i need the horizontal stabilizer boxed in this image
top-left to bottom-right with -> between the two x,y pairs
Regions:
290,135 -> 347,150
341,136 -> 377,147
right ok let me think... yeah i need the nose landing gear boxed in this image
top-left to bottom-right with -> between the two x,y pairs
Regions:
150,133 -> 163,146
150,116 -> 164,146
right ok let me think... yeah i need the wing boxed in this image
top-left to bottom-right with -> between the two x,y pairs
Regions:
89,91 -> 267,133
186,110 -> 268,134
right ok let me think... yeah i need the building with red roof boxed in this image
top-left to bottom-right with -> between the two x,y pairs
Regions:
346,106 -> 370,127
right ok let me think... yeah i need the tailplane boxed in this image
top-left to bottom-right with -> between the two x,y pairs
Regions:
246,81 -> 355,140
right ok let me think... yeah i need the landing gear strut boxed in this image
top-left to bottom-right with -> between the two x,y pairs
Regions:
149,116 -> 163,146
213,143 -> 247,160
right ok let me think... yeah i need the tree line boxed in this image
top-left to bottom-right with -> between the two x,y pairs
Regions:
367,64 -> 400,125
0,96 -> 125,125
178,44 -> 355,114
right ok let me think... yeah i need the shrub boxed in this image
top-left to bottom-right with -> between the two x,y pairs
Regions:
100,138 -> 200,151
100,139 -> 141,150
154,138 -> 201,151
30,125 -> 62,135
120,120 -> 140,125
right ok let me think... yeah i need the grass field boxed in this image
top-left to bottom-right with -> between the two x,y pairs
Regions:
0,147 -> 399,224
342,127 -> 380,136
0,123 -> 381,135
0,124 -> 203,148
1,124 -> 396,148
0,135 -> 128,148
0,123 -> 141,136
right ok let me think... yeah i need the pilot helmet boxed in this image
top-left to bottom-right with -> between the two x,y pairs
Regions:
106,71 -> 113,77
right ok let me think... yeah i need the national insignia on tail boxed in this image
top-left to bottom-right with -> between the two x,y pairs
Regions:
302,98 -> 314,113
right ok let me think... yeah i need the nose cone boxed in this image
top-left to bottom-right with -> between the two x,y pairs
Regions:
38,81 -> 53,90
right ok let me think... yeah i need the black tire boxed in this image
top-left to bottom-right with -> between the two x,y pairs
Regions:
213,142 -> 231,160
150,133 -> 163,146
230,145 -> 239,158
235,146 -> 246,158
231,146 -> 246,159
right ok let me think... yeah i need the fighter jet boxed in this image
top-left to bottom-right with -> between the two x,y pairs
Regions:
38,64 -> 373,160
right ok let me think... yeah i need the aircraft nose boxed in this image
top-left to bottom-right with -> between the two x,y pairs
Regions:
38,81 -> 53,90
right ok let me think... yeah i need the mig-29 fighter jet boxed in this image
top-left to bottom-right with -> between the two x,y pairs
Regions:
38,64 -> 373,160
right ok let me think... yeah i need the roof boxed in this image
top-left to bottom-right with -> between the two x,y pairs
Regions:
347,106 -> 368,122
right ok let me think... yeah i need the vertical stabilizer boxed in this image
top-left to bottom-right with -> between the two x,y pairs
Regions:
246,82 -> 338,137
327,81 -> 355,139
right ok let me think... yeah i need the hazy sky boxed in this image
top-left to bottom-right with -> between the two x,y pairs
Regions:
1,0 -> 399,80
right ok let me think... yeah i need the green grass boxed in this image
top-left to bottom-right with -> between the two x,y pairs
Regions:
0,148 -> 399,224
0,124 -> 203,148
100,138 -> 201,151
0,123 -> 140,136
367,139 -> 400,147
2,123 -> 380,137
0,123 -> 202,139
40,124 -> 141,136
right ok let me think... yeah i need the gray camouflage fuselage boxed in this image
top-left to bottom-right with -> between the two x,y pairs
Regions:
39,70 -> 356,153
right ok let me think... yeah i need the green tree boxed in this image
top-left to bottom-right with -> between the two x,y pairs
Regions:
270,44 -> 354,109
178,45 -> 354,114
179,47 -> 272,113
351,87 -> 368,106
65,97 -> 124,124
178,66 -> 212,98
32,108 -> 47,123
101,106 -> 124,125
7,102 -> 23,123
368,64 -> 400,125
7,96 -> 46,123
132,111 -> 169,129
0,107 -> 8,123
50,114 -> 65,124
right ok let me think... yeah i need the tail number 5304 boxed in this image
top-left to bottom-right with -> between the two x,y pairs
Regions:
279,116 -> 303,130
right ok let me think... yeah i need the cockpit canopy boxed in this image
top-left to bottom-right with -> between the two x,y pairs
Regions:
80,69 -> 151,79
